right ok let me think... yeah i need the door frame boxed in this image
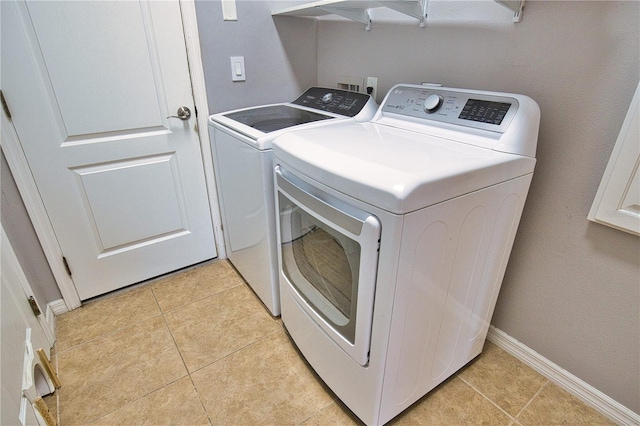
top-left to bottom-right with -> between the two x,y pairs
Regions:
1,0 -> 225,311
1,224 -> 56,349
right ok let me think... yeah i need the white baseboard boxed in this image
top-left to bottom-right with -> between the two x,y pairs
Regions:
46,299 -> 68,344
487,326 -> 639,426
48,299 -> 68,316
46,299 -> 67,344
45,304 -> 56,342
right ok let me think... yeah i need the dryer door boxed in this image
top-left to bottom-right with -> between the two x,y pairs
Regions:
276,166 -> 380,366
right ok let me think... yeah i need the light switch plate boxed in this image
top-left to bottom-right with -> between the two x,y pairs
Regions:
221,0 -> 237,21
230,56 -> 245,82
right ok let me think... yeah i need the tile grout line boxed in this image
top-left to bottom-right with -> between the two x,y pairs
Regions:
154,281 -> 244,315
295,403 -> 329,426
457,375 -> 517,423
513,378 -> 550,421
186,371 -> 215,426
186,327 -> 283,376
149,286 -> 192,377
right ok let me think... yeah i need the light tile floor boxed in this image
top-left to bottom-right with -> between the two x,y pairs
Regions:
46,260 -> 614,425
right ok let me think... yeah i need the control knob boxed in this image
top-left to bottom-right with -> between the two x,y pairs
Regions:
322,93 -> 334,104
423,94 -> 444,113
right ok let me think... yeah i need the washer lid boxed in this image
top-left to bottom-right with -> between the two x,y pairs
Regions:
222,104 -> 333,133
209,103 -> 338,150
272,121 -> 536,214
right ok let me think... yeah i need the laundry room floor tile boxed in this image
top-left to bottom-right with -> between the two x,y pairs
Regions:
191,329 -> 334,425
51,260 -> 616,425
151,260 -> 244,313
57,316 -> 187,424
458,341 -> 548,416
300,401 -> 363,425
56,286 -> 161,352
88,376 -> 209,425
516,382 -> 616,425
164,283 -> 281,372
389,376 -> 512,425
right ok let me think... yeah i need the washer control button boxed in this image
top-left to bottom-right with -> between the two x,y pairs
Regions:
322,93 -> 334,104
423,94 -> 444,113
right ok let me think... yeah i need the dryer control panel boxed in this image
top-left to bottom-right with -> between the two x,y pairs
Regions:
381,85 -> 519,133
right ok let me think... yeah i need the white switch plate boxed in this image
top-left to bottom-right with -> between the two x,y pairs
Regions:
230,56 -> 245,82
221,0 -> 237,21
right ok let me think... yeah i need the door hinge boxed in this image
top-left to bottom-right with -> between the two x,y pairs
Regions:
62,256 -> 72,277
28,296 -> 42,316
0,90 -> 12,119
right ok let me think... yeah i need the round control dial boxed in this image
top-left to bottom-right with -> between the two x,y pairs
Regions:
423,94 -> 444,113
322,93 -> 334,104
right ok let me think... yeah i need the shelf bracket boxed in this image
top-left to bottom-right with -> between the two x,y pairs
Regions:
494,0 -> 525,23
378,0 -> 429,28
317,5 -> 372,30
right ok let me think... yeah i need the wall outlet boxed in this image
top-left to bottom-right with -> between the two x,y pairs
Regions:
366,77 -> 378,100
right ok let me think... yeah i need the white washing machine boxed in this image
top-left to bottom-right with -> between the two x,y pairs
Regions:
273,84 -> 540,425
208,88 -> 377,315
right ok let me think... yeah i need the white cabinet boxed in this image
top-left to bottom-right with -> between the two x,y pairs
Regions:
588,82 -> 640,236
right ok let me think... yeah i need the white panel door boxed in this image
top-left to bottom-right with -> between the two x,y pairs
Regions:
1,0 -> 217,300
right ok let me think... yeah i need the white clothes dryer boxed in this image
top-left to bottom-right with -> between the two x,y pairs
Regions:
273,84 -> 540,425
208,88 -> 377,315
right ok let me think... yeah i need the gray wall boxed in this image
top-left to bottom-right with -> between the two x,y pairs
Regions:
195,0 -> 318,114
316,0 -> 639,412
1,149 -> 61,305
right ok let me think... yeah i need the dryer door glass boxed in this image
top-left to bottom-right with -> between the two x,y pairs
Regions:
283,199 -> 359,331
276,166 -> 380,366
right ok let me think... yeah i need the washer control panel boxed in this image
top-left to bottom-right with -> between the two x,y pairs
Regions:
292,87 -> 373,117
381,86 -> 519,133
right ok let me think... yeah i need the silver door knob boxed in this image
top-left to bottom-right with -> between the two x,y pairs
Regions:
167,106 -> 191,120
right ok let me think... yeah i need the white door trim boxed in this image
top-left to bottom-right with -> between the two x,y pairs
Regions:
1,0 -> 224,311
179,0 -> 226,259
1,224 -> 56,348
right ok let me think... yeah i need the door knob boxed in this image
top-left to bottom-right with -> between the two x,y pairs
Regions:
167,106 -> 191,120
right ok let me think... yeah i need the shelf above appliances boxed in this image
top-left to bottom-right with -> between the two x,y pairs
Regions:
272,0 -> 525,30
